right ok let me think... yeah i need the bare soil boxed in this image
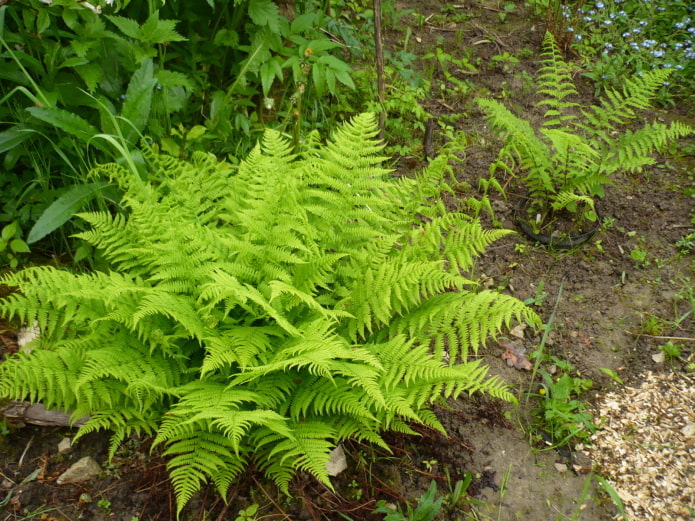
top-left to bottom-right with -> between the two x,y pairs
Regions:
1,1 -> 693,520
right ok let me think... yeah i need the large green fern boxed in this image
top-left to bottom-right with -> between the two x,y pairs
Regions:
0,114 -> 538,515
476,32 -> 693,221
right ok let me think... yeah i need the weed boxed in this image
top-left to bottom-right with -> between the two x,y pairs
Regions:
373,481 -> 443,521
658,340 -> 683,361
535,364 -> 598,447
630,246 -> 649,267
524,281 -> 549,307
234,503 -> 259,521
96,498 -> 112,513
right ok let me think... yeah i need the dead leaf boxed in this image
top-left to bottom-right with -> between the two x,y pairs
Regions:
510,323 -> 526,339
499,339 -> 533,371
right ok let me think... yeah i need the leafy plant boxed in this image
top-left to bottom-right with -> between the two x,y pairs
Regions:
0,114 -> 538,514
566,0 -> 695,102
0,221 -> 31,269
535,359 -> 598,447
373,480 -> 443,521
0,0 -> 362,257
476,32 -> 693,238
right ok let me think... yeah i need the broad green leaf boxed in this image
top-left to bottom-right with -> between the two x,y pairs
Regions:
106,15 -> 142,40
74,63 -> 103,92
0,126 -> 34,153
26,106 -> 98,142
291,13 -> 320,34
187,125 -> 207,140
36,9 -> 51,35
312,65 -> 325,97
10,239 -> 30,254
1,221 -> 17,241
156,70 -> 195,91
303,40 -> 341,54
121,59 -> 157,142
260,57 -> 283,96
140,12 -> 186,45
27,181 -> 109,244
248,0 -> 280,33
213,28 -> 239,48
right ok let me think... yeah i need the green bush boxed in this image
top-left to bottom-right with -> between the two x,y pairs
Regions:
0,114 -> 538,513
0,0 -> 360,260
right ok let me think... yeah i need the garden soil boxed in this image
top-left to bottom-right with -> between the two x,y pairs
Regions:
1,1 -> 693,520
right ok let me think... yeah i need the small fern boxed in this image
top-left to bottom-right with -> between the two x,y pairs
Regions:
476,32 -> 693,221
0,114 -> 538,515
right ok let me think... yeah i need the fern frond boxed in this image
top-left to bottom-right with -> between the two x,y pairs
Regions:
0,113 -> 537,513
537,32 -> 580,128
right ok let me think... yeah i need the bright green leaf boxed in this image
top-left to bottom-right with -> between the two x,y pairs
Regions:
26,106 -> 98,142
0,127 -> 35,154
9,239 -> 30,254
121,59 -> 157,142
248,0 -> 280,33
27,182 -> 109,244
140,12 -> 186,45
1,222 -> 18,241
106,15 -> 142,40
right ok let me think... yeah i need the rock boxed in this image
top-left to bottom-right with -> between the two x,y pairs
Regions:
58,437 -> 72,454
326,444 -> 347,476
1,401 -> 88,427
554,463 -> 568,473
56,456 -> 102,485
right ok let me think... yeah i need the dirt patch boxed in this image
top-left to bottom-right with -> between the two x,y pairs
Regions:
1,1 -> 694,520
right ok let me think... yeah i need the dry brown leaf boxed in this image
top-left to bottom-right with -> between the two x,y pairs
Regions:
499,339 -> 533,371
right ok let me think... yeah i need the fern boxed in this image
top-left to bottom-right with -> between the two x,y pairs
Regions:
476,32 -> 693,217
0,113 -> 538,515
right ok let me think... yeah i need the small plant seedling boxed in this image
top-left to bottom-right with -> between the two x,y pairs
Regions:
599,367 -> 624,385
658,341 -> 682,362
630,247 -> 649,267
524,281 -> 548,307
235,503 -> 259,521
97,499 -> 112,513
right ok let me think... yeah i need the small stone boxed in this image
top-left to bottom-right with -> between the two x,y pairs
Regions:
554,463 -> 568,473
56,456 -> 101,485
510,324 -> 526,339
58,437 -> 72,454
651,352 -> 665,364
326,444 -> 347,476
681,423 -> 695,438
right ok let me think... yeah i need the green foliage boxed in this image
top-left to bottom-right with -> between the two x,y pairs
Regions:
535,358 -> 598,447
0,0 -> 361,258
566,0 -> 695,103
373,481 -> 442,521
476,32 -> 693,224
0,221 -> 31,269
0,114 -> 538,514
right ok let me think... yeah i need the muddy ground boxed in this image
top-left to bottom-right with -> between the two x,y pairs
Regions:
1,0 -> 693,520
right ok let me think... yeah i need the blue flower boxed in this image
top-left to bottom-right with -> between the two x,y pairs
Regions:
596,1 -> 605,8
604,20 -> 612,25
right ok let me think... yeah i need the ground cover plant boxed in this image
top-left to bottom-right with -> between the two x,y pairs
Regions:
0,0 -> 361,262
558,0 -> 695,102
0,114 -> 537,514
